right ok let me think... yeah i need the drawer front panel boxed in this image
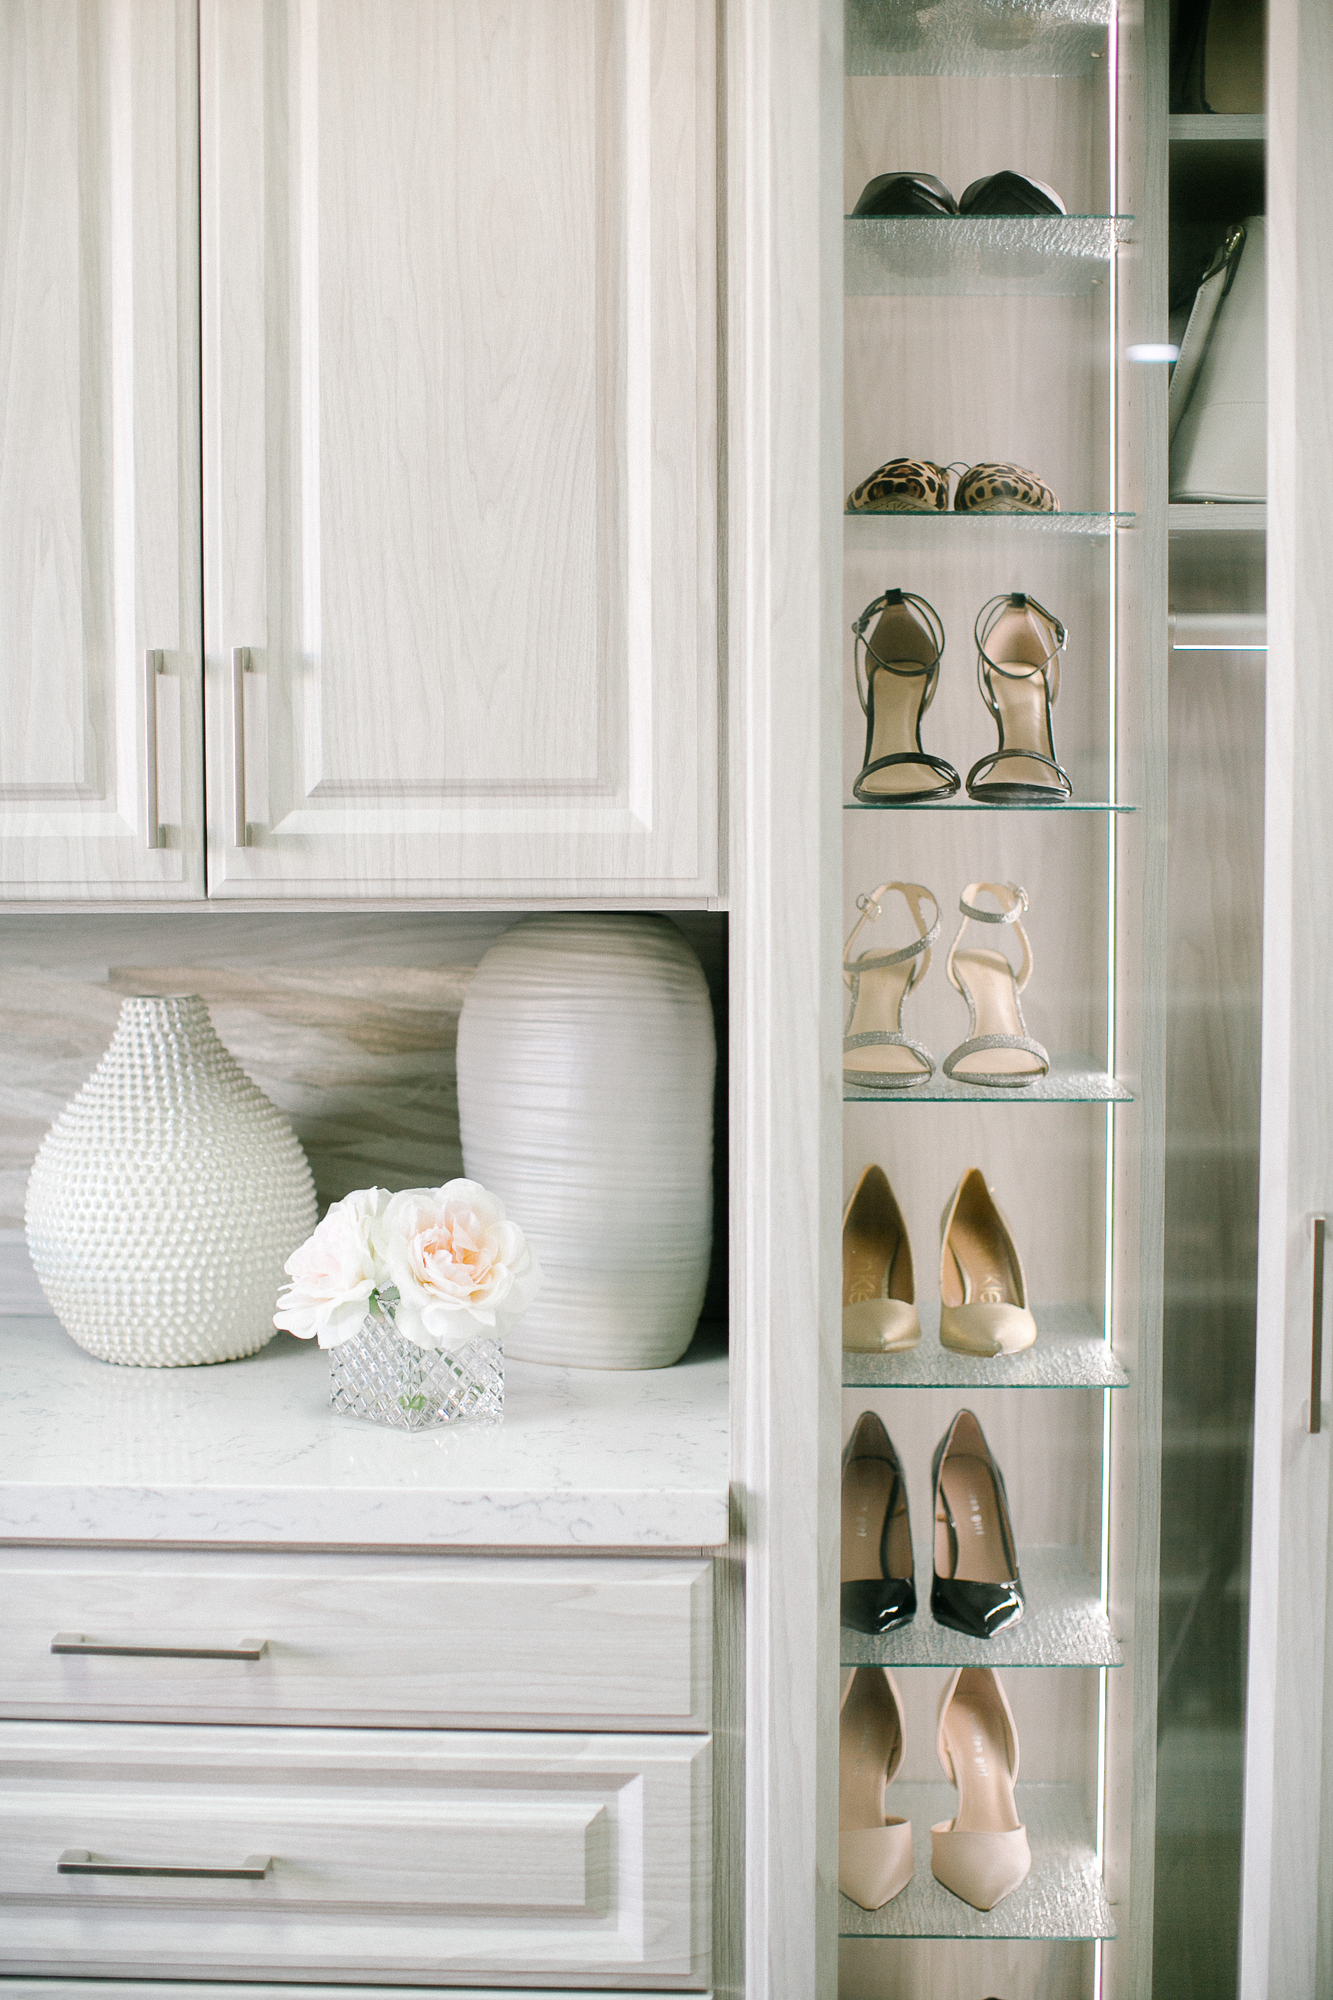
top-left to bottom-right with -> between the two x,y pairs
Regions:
0,1551 -> 711,1730
0,1722 -> 711,1985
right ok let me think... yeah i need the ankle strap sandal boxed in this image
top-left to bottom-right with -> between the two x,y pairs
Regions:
851,589 -> 961,804
966,591 -> 1072,803
844,882 -> 941,1088
942,881 -> 1049,1087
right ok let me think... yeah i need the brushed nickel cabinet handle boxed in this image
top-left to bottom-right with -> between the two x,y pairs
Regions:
144,648 -> 164,850
1313,1215 -> 1326,1436
51,1632 -> 266,1661
58,1848 -> 271,1880
230,645 -> 250,846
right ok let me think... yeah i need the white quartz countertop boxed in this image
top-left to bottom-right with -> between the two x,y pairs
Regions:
0,1313 -> 730,1550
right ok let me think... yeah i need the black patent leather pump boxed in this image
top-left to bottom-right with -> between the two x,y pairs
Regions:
930,1409 -> 1024,1639
841,1410 -> 917,1634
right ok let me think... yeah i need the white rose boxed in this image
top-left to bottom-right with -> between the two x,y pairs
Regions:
274,1187 -> 391,1347
381,1180 -> 542,1351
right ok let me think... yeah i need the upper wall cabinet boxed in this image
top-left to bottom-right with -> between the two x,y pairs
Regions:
0,0 -> 204,899
200,0 -> 718,902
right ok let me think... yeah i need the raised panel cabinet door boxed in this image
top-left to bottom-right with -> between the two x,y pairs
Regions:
199,0 -> 718,900
0,1722 -> 712,1985
0,1549 -> 713,1731
0,0 -> 204,898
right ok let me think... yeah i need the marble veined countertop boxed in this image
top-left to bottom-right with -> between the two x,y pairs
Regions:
0,1302 -> 731,1550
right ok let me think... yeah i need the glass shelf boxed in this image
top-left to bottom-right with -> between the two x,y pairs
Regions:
845,509 -> 1134,550
844,1058 -> 1132,1104
842,1303 -> 1128,1388
844,797 -> 1135,813
842,1545 -> 1122,1669
846,0 -> 1112,79
839,1783 -> 1114,1939
846,215 -> 1129,297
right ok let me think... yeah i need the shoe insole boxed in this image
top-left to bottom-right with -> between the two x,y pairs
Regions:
941,1672 -> 1022,1834
942,1206 -> 1021,1308
936,1452 -> 1010,1584
950,948 -> 1042,1079
842,1458 -> 912,1584
843,1212 -> 909,1304
858,601 -> 950,798
976,603 -> 1061,792
840,1669 -> 901,1832
845,960 -> 926,1079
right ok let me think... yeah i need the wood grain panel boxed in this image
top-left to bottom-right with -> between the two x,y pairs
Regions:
0,1549 -> 712,1732
200,0 -> 717,900
0,0 -> 203,897
1239,0 -> 1333,1990
0,1722 -> 711,1984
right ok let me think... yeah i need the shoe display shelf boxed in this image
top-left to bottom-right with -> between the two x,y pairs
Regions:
845,214 -> 1130,297
844,1545 -> 1121,1668
839,1784 -> 1114,1939
834,0 -> 1157,1980
846,0 -> 1112,80
844,1302 -> 1128,1387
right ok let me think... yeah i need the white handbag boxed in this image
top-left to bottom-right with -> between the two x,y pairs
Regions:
1169,217 -> 1266,503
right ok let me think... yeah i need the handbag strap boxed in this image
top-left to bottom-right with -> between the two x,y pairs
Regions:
1168,224 -> 1246,445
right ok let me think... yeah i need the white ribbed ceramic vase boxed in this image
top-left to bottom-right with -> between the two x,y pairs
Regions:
25,995 -> 317,1367
457,916 -> 715,1369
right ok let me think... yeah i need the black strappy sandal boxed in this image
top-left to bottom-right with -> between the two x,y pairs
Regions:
852,588 -> 961,805
965,591 -> 1072,803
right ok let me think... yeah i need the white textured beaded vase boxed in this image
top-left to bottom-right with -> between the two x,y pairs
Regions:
25,994 -> 317,1367
456,915 -> 715,1370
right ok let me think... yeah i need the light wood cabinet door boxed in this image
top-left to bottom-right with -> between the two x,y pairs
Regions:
0,1722 -> 712,1985
0,1548 -> 712,1731
0,0 -> 204,899
199,0 -> 718,902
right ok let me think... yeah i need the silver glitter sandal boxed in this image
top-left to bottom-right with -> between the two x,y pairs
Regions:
843,882 -> 940,1090
941,881 -> 1049,1087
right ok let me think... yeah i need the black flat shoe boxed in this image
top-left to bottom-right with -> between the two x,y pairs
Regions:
842,1411 -> 917,1633
853,172 -> 957,218
958,171 -> 1066,217
931,1409 -> 1024,1639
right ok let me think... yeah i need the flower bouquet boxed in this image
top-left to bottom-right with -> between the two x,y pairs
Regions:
274,1182 -> 541,1431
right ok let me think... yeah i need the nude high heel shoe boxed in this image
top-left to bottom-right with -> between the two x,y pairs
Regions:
942,881 -> 1049,1087
839,1666 -> 915,1909
844,882 -> 940,1090
931,1666 -> 1031,1910
939,1168 -> 1037,1356
841,1410 -> 916,1633
842,1165 -> 920,1351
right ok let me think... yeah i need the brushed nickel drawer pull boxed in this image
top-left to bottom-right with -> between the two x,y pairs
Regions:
51,1632 -> 266,1661
144,648 -> 164,850
58,1848 -> 271,1880
230,645 -> 251,846
1313,1215 -> 1327,1436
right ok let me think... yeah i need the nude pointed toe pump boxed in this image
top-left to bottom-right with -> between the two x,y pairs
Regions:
841,1409 -> 916,1633
844,882 -> 940,1090
939,1168 -> 1037,1356
942,881 -> 1049,1087
851,588 -> 960,803
842,1164 -> 920,1351
931,1666 -> 1031,1911
966,591 -> 1071,802
930,1409 -> 1024,1638
839,1666 -> 915,1909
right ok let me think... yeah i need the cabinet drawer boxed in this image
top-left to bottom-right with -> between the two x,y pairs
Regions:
0,1722 -> 711,1985
0,1551 -> 711,1731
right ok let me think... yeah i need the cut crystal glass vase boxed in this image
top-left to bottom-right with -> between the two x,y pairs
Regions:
329,1297 -> 504,1432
